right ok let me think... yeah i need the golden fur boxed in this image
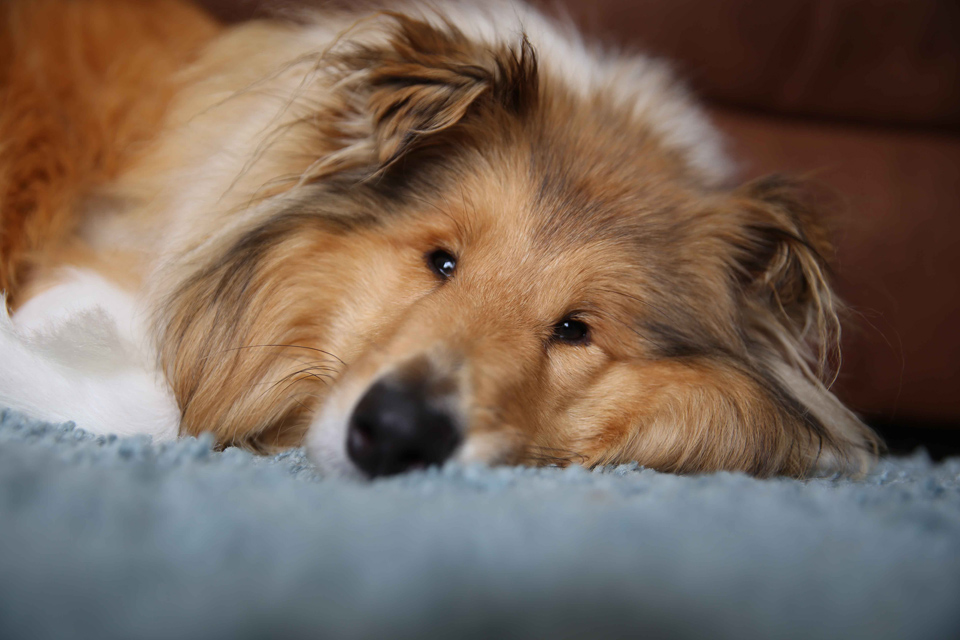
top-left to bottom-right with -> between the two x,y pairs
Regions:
0,0 -> 881,477
0,0 -> 219,302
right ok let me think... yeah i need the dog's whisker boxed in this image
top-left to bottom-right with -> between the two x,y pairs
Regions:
199,344 -> 346,368
524,445 -> 588,467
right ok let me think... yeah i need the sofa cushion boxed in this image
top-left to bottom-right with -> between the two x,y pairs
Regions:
537,0 -> 960,128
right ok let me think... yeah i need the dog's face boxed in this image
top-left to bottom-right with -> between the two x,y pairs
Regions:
160,11 -> 879,477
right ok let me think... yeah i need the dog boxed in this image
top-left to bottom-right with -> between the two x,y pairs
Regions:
0,0 -> 881,478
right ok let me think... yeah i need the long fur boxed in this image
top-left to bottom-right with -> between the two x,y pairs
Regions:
0,0 -> 881,477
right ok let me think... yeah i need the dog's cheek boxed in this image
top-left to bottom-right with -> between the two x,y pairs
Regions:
538,362 -> 652,468
159,228 -> 416,448
577,358 -> 841,477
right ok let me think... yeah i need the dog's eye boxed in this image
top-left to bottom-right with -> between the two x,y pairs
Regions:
552,317 -> 590,345
427,249 -> 457,279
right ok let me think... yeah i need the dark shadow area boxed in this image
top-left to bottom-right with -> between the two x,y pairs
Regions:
869,418 -> 960,461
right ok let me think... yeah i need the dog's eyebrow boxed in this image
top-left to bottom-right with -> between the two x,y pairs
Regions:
591,282 -> 723,360
640,320 -> 716,359
220,151 -> 462,265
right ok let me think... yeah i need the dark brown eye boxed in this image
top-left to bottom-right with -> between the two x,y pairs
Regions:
427,249 -> 456,279
552,317 -> 590,345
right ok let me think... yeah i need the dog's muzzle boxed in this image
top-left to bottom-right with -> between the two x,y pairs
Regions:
346,376 -> 461,478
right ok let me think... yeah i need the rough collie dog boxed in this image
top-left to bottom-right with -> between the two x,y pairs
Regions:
0,0 -> 880,478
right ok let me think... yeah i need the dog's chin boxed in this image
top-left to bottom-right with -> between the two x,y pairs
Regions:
304,389 -> 366,479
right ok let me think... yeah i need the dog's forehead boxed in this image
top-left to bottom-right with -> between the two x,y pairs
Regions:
441,133 -> 704,262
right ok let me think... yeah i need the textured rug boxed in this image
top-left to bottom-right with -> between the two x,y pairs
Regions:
1,408 -> 958,640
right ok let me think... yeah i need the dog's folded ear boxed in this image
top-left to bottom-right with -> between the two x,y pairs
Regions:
728,175 -> 839,378
724,175 -> 882,474
321,13 -> 538,173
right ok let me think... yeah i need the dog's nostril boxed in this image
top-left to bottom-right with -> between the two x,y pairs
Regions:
346,379 -> 460,478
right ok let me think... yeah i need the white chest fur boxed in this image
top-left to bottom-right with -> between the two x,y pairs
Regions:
0,269 -> 179,440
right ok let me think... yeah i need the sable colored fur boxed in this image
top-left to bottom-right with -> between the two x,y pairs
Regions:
0,0 -> 218,303
0,0 -> 881,478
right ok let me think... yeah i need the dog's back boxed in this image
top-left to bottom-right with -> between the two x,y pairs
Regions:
0,0 -> 217,304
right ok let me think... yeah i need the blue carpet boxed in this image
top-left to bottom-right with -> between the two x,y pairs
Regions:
1,408 -> 959,639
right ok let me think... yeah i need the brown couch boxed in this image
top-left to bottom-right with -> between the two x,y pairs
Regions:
199,0 -> 960,438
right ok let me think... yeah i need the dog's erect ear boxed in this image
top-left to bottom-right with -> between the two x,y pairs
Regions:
324,13 -> 538,171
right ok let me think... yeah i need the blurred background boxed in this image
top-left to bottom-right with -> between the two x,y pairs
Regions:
199,0 -> 960,456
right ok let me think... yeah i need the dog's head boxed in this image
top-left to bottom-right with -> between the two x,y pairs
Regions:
159,8 -> 880,478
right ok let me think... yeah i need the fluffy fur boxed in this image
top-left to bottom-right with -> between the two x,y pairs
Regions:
0,0 -> 881,477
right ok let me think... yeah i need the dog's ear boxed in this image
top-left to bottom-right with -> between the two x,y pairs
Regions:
322,13 -> 538,172
726,175 -> 881,474
728,176 -> 839,376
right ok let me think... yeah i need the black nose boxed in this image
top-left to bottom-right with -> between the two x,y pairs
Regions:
346,379 -> 461,477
